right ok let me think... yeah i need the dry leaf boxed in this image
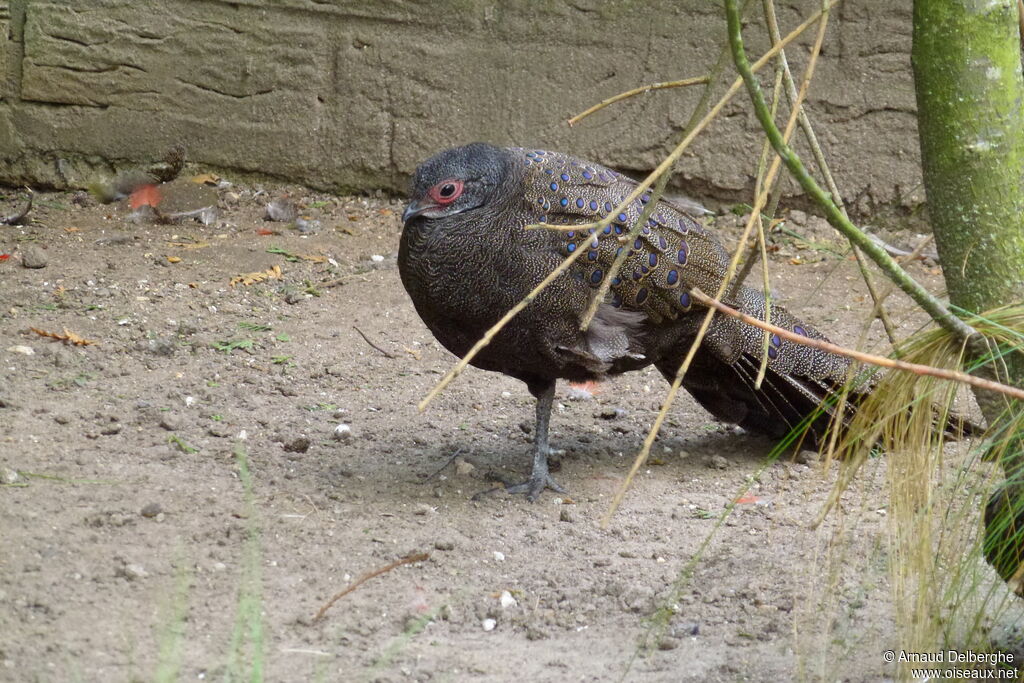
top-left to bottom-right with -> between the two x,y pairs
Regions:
190,173 -> 221,185
64,227 -> 81,233
229,265 -> 283,287
404,346 -> 422,360
167,256 -> 182,263
30,327 -> 97,346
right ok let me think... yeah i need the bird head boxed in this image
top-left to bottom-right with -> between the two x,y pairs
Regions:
403,143 -> 511,224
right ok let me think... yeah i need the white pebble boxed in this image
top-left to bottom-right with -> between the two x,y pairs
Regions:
499,591 -> 517,608
7,345 -> 34,355
213,562 -> 227,572
482,618 -> 497,631
500,391 -> 511,398
333,423 -> 352,440
236,430 -> 248,441
493,551 -> 505,562
184,396 -> 196,407
370,254 -> 385,262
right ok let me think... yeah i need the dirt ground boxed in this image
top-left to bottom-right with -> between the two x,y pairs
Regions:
0,181 -> 1014,682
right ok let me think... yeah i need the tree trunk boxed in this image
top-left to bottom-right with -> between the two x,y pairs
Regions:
912,0 -> 1024,426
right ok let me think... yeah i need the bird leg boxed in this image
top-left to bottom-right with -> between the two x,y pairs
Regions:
501,380 -> 567,502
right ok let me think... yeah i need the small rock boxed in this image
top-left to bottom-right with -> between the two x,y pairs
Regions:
2,468 -> 20,485
413,504 -> 433,516
140,503 -> 162,518
597,407 -> 627,420
482,618 -> 497,632
21,246 -> 48,269
284,291 -> 305,305
7,345 -> 34,356
788,209 -> 807,226
794,450 -> 820,465
118,563 -> 148,580
559,508 -> 576,523
370,254 -> 385,263
493,551 -> 505,562
499,591 -> 517,609
53,414 -> 70,425
332,423 -> 352,440
706,455 -> 728,470
283,436 -> 311,453
657,637 -> 680,650
212,562 -> 227,572
159,414 -> 182,431
454,458 -> 475,477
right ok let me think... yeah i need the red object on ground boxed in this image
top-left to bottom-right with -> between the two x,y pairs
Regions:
129,184 -> 162,209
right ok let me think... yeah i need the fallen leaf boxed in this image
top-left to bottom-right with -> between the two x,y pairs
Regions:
404,346 -> 422,360
788,257 -> 803,265
129,184 -> 162,209
190,173 -> 221,185
64,227 -> 81,233
735,495 -> 762,505
0,254 -> 9,262
256,228 -> 278,236
30,327 -> 97,346
229,265 -> 283,287
167,256 -> 182,263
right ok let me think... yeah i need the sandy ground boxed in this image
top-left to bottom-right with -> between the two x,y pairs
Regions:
0,182 -> 1014,682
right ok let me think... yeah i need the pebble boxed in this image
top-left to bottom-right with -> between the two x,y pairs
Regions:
213,562 -> 227,572
20,246 -> 48,269
499,591 -> 517,609
482,618 -> 497,632
332,423 -> 352,440
2,468 -> 19,485
559,508 -> 576,523
706,455 -> 728,470
370,254 -> 385,263
7,345 -> 34,356
597,407 -> 627,420
140,503 -> 162,518
159,414 -> 182,431
493,551 -> 505,562
454,458 -> 475,476
788,209 -> 807,226
119,563 -> 148,580
283,436 -> 311,453
433,540 -> 455,551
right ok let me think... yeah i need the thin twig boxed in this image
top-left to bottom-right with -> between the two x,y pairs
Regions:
312,552 -> 430,623
419,1 -> 841,414
689,287 -> 1024,400
725,0 -> 980,346
602,0 -> 832,528
567,76 -> 710,127
353,325 -> 397,359
423,448 -> 464,481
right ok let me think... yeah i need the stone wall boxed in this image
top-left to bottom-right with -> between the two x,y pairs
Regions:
0,1 -> 922,213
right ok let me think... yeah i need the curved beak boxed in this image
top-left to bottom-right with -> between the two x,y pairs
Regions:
402,199 -> 437,223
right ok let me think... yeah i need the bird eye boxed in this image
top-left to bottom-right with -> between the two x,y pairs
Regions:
428,179 -> 464,205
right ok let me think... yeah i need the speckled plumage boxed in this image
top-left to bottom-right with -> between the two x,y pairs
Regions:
399,143 -> 860,499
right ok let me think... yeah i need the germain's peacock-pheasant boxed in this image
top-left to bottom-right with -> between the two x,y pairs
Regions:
399,143 -> 864,500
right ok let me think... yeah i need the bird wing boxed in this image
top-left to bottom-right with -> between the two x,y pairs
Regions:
512,148 -> 733,323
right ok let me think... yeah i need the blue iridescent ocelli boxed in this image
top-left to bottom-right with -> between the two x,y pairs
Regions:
560,198 -> 569,207
566,242 -> 576,253
550,182 -> 558,191
648,253 -> 658,267
611,293 -> 622,308
771,334 -> 781,347
603,225 -> 612,235
677,244 -> 688,265
618,213 -> 628,223
590,269 -> 603,284
582,170 -> 593,180
679,292 -> 691,308
767,346 -> 778,360
589,200 -> 598,211
588,250 -> 598,261
635,288 -> 649,304
666,269 -> 678,285
794,325 -> 807,336
561,173 -> 570,181
576,198 -> 585,208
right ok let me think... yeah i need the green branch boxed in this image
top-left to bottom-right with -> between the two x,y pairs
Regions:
722,0 -> 980,345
